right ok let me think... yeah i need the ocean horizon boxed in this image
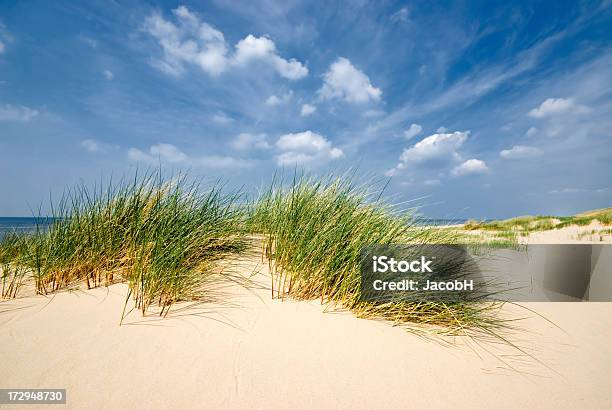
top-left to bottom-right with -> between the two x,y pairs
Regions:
0,216 -> 473,240
0,217 -> 56,239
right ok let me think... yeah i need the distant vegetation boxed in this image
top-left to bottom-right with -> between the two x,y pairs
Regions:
463,208 -> 612,233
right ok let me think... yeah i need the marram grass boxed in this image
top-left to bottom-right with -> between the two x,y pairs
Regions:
0,232 -> 28,298
248,174 -> 511,338
0,172 -> 246,317
1,171 -> 514,339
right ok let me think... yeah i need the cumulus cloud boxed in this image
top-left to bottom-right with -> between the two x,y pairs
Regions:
318,57 -> 381,103
399,131 -> 467,164
103,70 -> 114,80
233,35 -> 308,80
386,131 -> 469,177
403,123 -> 422,140
300,103 -> 316,116
231,133 -> 270,150
275,130 -> 343,166
500,145 -> 542,159
265,91 -> 293,106
143,6 -> 228,76
528,97 -> 590,118
0,104 -> 39,122
452,159 -> 489,176
143,6 -> 307,79
128,143 -> 250,168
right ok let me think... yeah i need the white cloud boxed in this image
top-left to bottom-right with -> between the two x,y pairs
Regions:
500,145 -> 542,159
273,57 -> 308,80
212,112 -> 233,124
81,139 -> 100,152
233,34 -> 275,63
103,70 -> 114,80
384,166 -> 403,177
265,90 -> 293,106
318,57 -> 381,103
525,126 -> 538,137
143,7 -> 307,79
128,143 -> 250,168
0,40 -> 4,54
0,104 -> 39,122
528,97 -> 590,118
81,139 -> 115,153
233,35 -> 308,80
231,133 -> 270,150
403,123 -> 422,140
452,159 -> 489,176
143,7 -> 228,76
436,126 -> 448,133
300,103 -> 316,116
390,7 -> 410,22
400,131 -> 467,163
275,130 -> 343,166
386,131 -> 469,177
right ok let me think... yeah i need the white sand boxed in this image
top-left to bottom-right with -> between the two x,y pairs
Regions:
1,253 -> 611,409
522,221 -> 612,244
453,221 -> 612,244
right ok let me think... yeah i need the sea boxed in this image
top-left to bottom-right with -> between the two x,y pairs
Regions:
0,217 -> 55,240
0,216 -> 469,241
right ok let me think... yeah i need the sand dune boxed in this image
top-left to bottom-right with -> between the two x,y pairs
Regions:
1,253 -> 611,409
521,221 -> 612,244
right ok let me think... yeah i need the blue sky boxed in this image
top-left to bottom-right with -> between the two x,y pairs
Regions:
0,0 -> 611,218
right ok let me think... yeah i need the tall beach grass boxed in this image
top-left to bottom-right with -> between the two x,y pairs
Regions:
0,172 -> 246,317
249,174 -> 509,338
1,170 -> 517,339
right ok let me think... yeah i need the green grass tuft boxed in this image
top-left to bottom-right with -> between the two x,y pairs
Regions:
249,174 -> 509,337
0,172 -> 246,316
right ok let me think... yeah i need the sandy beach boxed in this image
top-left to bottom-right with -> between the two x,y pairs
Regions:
521,221 -> 612,244
2,1 -> 611,408
1,247 -> 611,409
455,220 -> 612,245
